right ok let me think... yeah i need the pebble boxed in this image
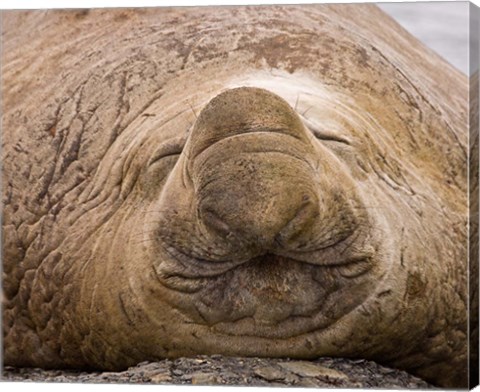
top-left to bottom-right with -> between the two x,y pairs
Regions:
279,361 -> 349,380
191,372 -> 219,385
296,378 -> 327,387
253,366 -> 286,381
150,373 -> 172,383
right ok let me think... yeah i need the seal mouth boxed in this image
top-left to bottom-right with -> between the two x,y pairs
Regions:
152,239 -> 376,338
160,246 -> 373,281
155,250 -> 376,339
157,237 -> 374,283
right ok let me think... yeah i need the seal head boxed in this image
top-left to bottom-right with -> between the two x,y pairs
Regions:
147,87 -> 385,337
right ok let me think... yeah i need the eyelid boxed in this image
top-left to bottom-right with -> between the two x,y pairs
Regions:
311,128 -> 352,145
302,117 -> 352,145
148,136 -> 186,166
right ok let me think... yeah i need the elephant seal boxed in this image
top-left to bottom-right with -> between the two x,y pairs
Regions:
2,4 -> 472,388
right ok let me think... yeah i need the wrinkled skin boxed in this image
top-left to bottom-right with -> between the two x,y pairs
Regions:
2,4 -> 471,388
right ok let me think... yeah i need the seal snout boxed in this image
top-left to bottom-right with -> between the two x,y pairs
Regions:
184,87 -> 327,255
157,86 -> 365,267
198,183 -> 320,250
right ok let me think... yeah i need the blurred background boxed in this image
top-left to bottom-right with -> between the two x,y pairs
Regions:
378,1 -> 470,74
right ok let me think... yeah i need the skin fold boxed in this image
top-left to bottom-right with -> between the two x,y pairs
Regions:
1,4 -> 471,388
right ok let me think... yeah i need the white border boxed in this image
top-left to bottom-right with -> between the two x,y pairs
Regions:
1,1 -> 477,392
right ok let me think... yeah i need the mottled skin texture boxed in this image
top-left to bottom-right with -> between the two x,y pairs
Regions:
1,4 -> 471,388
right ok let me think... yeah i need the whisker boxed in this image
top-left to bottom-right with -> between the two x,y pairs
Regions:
302,105 -> 313,116
188,101 -> 198,119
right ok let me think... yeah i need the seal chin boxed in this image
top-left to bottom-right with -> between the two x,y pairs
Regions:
155,249 -> 378,338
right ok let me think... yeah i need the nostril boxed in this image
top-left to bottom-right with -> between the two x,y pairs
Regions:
292,198 -> 317,229
275,194 -> 319,247
200,207 -> 232,238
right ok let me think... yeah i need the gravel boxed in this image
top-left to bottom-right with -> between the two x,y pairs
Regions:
2,355 -> 435,388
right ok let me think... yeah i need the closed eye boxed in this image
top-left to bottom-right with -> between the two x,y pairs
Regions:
302,117 -> 352,145
310,127 -> 351,145
148,136 -> 186,167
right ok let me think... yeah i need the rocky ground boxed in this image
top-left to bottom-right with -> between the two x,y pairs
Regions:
3,356 -> 434,388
